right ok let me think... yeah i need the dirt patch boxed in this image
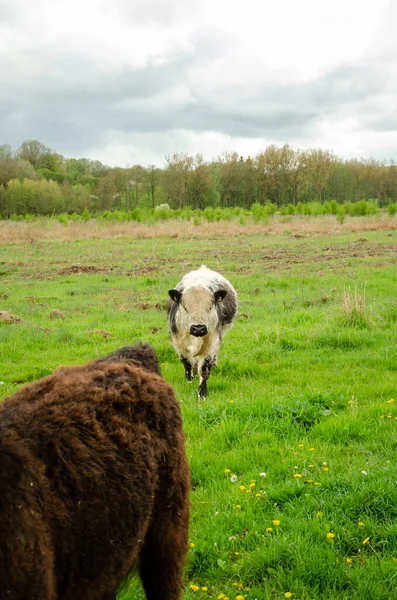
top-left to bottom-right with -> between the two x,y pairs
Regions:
50,310 -> 65,320
90,329 -> 113,338
134,303 -> 164,311
58,265 -> 109,275
0,310 -> 24,324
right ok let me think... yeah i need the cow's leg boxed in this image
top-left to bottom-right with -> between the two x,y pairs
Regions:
197,356 -> 214,399
180,356 -> 193,381
139,455 -> 189,600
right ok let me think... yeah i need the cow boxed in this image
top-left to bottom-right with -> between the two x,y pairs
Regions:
167,266 -> 238,399
0,343 -> 190,600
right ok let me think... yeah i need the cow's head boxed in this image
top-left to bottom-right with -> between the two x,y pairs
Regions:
168,287 -> 227,337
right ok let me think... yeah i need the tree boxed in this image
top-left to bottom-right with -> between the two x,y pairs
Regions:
0,159 -> 38,188
145,165 -> 159,208
0,144 -> 14,161
17,140 -> 52,169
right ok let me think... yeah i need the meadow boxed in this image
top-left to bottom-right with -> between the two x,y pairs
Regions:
0,215 -> 396,599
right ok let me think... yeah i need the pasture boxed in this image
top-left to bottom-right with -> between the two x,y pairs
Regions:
0,217 -> 396,599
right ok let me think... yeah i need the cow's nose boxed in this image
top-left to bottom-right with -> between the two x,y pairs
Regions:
190,324 -> 208,337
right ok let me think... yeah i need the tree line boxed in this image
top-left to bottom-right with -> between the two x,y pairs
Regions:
0,140 -> 397,217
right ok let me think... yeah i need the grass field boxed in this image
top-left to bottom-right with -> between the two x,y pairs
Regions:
1,217 -> 396,599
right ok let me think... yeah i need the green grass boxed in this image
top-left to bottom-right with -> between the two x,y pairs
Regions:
1,224 -> 396,599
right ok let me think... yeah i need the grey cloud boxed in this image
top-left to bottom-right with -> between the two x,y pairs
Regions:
0,6 -> 395,162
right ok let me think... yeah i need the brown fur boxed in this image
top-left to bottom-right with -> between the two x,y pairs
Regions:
0,344 -> 190,600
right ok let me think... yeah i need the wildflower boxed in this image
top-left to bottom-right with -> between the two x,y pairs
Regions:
309,447 -> 315,451
239,485 -> 246,491
266,527 -> 273,532
218,595 -> 225,599
235,505 -> 241,509
224,469 -> 231,474
272,519 -> 280,526
314,482 -> 321,486
316,512 -> 323,518
362,537 -> 370,545
285,593 -> 293,598
189,542 -> 195,548
245,489 -> 251,493
234,552 -> 239,556
249,482 -> 255,487
230,475 -> 238,482
346,558 -> 352,564
327,532 -> 335,539
293,473 -> 303,478
244,588 -> 250,592
236,596 -> 245,600
322,462 -> 327,466
306,479 -> 313,483
232,583 -> 239,587
308,464 -> 314,468
255,493 -> 261,497
359,522 -> 365,527
361,470 -> 368,476
323,467 -> 329,472
201,587 -> 208,592
387,399 -> 395,403
299,444 -> 304,448
190,584 -> 199,591
229,400 -> 234,403
229,536 -> 236,541
259,472 -> 267,477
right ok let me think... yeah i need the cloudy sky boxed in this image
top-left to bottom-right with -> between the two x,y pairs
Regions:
1,0 -> 396,167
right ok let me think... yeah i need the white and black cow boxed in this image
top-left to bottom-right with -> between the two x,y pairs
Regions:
167,266 -> 238,399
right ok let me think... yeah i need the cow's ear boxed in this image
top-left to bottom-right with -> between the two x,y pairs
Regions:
214,290 -> 227,303
168,289 -> 182,303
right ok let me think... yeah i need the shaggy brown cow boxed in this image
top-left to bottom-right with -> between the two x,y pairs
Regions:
0,344 -> 190,600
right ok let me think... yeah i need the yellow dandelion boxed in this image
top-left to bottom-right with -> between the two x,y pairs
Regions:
309,447 -> 315,451
190,584 -> 199,591
387,399 -> 395,403
229,400 -> 234,403
362,537 -> 370,545
232,582 -> 239,587
309,464 -> 314,468
306,479 -> 313,483
293,473 -> 303,478
189,542 -> 195,548
266,527 -> 273,532
359,522 -> 365,527
244,587 -> 250,591
235,504 -> 241,509
285,593 -> 293,598
316,511 -> 323,518
347,400 -> 353,405
239,485 -> 246,491
272,519 -> 280,526
299,444 -> 304,448
224,469 -> 231,474
346,558 -> 352,564
218,595 -> 225,599
315,482 -> 321,486
201,587 -> 208,592
327,532 -> 336,539
249,482 -> 255,487
323,467 -> 329,472
256,493 -> 261,497
234,552 -> 239,556
236,596 -> 245,600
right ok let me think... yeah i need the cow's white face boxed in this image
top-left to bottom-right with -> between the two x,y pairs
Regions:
169,287 -> 227,337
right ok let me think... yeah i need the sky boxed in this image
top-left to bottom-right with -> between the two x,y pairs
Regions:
0,0 -> 396,167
